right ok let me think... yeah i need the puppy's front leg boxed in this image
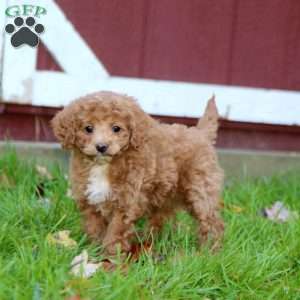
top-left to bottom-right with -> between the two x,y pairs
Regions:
102,210 -> 129,254
103,204 -> 143,255
80,202 -> 107,243
103,172 -> 145,254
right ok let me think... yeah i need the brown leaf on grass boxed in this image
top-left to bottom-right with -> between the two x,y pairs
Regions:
228,204 -> 244,213
0,173 -> 15,188
69,240 -> 157,278
47,230 -> 77,249
36,165 -> 53,180
70,250 -> 129,277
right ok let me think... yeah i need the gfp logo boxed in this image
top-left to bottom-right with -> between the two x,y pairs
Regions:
4,5 -> 46,48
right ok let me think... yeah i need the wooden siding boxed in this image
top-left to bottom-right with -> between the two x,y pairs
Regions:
38,0 -> 300,91
1,103 -> 300,152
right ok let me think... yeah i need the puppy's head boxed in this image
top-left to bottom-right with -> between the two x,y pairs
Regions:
51,91 -> 152,158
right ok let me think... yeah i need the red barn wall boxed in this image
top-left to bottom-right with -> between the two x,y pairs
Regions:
38,0 -> 300,91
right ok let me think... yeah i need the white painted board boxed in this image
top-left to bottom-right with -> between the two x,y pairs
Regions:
33,72 -> 300,126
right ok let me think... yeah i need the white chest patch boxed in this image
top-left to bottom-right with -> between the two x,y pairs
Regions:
85,164 -> 111,206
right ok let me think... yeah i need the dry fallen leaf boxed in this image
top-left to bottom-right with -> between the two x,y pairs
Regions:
36,165 -> 53,180
67,188 -> 73,198
228,204 -> 244,213
69,241 -> 156,278
0,173 -> 15,188
47,230 -> 77,248
70,250 -> 102,278
262,201 -> 298,223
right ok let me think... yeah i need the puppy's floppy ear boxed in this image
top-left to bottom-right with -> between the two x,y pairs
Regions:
126,100 -> 152,150
129,116 -> 145,150
51,105 -> 78,149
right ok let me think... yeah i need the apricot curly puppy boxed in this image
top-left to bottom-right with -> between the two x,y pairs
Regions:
52,91 -> 224,254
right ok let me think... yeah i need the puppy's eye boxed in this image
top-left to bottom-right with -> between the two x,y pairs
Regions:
112,125 -> 121,133
85,125 -> 93,134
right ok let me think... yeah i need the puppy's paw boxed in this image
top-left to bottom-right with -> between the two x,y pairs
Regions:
104,239 -> 132,255
199,219 -> 224,251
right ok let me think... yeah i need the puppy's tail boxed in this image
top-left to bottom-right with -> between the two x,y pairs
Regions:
196,95 -> 219,144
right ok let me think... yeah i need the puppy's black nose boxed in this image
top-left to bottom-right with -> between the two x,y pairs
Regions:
96,144 -> 108,154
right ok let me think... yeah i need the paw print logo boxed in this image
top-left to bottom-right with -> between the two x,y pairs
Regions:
5,16 -> 44,48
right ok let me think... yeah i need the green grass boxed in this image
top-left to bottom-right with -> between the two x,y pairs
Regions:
1,149 -> 300,300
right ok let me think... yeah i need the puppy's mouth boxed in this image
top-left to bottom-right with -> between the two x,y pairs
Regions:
97,152 -> 113,158
94,152 -> 113,164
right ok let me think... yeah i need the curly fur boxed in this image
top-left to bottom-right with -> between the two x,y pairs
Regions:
51,91 -> 224,254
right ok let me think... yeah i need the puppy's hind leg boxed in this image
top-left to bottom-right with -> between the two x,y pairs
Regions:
186,175 -> 224,249
148,208 -> 170,234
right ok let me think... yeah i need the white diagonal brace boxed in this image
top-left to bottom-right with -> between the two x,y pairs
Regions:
38,0 -> 109,80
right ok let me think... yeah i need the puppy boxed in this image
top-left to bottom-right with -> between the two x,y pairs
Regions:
52,91 -> 224,254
